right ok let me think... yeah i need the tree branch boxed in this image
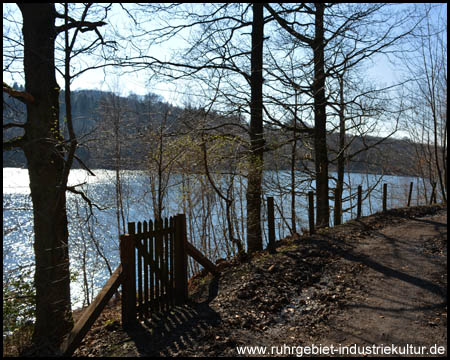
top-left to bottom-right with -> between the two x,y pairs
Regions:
73,153 -> 96,176
66,185 -> 105,216
3,136 -> 25,151
3,82 -> 35,104
55,20 -> 107,35
3,122 -> 26,130
263,4 -> 313,46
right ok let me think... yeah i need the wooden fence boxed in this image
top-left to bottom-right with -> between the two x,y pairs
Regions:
61,213 -> 217,355
60,180 -> 438,355
120,213 -> 218,328
120,214 -> 184,326
266,181 -> 440,243
61,265 -> 123,356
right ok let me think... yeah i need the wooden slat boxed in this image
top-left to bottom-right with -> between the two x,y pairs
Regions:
143,221 -> 149,318
155,219 -> 161,311
159,218 -> 165,311
185,241 -> 219,276
137,222 -> 143,320
164,217 -> 170,311
134,240 -> 163,279
137,293 -> 170,313
163,218 -> 167,309
120,230 -> 136,329
61,265 -> 123,356
169,216 -> 174,307
174,214 -> 187,304
149,219 -> 155,312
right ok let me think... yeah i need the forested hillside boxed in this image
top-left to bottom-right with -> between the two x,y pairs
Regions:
3,87 -> 418,176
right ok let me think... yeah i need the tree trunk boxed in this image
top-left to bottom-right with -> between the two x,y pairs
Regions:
18,3 -> 73,353
312,3 -> 330,228
432,101 -> 446,203
334,74 -> 346,226
246,3 -> 264,254
291,90 -> 298,234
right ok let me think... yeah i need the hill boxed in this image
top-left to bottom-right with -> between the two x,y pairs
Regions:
4,87 -> 420,176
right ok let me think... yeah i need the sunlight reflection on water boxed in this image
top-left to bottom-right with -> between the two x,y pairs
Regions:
3,167 -> 426,310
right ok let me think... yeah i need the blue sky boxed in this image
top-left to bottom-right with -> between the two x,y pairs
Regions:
3,3 -> 446,112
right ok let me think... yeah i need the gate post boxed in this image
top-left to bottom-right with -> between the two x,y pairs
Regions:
120,223 -> 137,328
174,214 -> 188,305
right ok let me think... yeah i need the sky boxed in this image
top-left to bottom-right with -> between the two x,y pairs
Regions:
2,3 -> 186,104
3,3 -> 446,128
2,4 -> 409,100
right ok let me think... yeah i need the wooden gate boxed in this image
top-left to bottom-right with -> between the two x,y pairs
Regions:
120,214 -> 188,327
61,213 -> 218,354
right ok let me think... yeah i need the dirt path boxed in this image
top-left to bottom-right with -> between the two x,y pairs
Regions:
73,205 -> 447,357
316,211 -> 447,357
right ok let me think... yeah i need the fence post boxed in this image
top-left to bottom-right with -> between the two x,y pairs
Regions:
357,185 -> 362,219
407,182 -> 413,207
120,222 -> 136,329
308,191 -> 315,234
430,182 -> 436,205
174,214 -> 188,305
334,186 -> 341,226
382,183 -> 387,212
267,197 -> 275,253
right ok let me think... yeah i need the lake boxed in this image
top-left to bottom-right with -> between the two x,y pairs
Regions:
3,167 -> 430,310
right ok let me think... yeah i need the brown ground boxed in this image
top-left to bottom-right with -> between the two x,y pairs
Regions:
73,204 -> 447,357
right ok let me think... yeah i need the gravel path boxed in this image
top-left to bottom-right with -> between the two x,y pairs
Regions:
316,210 -> 447,357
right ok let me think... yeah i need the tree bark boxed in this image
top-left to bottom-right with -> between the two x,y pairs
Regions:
18,3 -> 73,353
334,74 -> 346,226
264,3 -> 330,228
246,3 -> 264,253
291,89 -> 298,233
312,3 -> 330,228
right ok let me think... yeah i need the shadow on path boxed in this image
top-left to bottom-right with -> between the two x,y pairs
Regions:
319,216 -> 447,302
124,277 -> 221,356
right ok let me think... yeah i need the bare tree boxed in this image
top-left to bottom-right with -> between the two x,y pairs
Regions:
264,3 -> 330,228
143,106 -> 183,221
3,5 -> 74,352
3,4 -> 110,353
114,3 -> 267,253
201,130 -> 245,255
400,4 -> 447,203
264,3 -> 423,227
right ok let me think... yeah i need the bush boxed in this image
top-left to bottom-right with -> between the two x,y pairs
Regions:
3,267 -> 35,356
